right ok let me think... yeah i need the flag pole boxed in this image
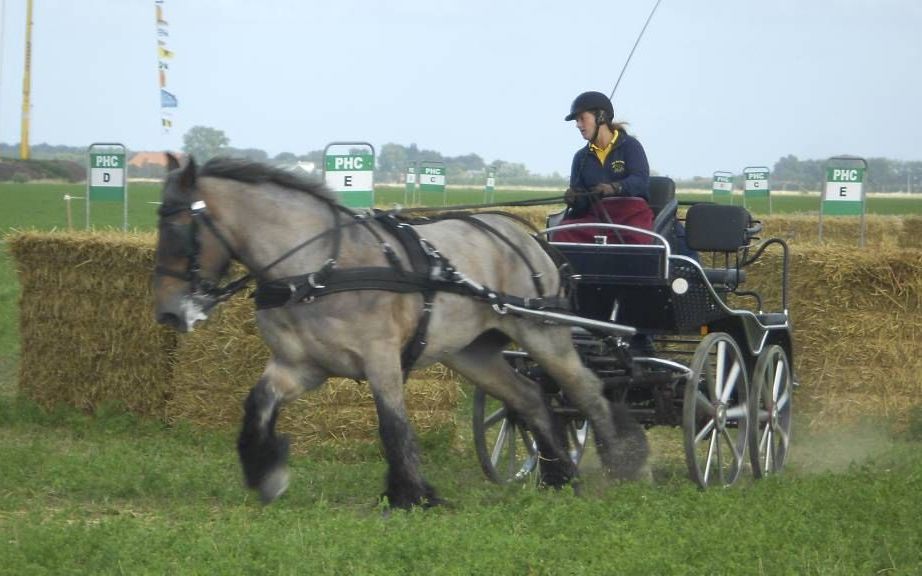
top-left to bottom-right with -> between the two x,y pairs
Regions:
20,0 -> 34,159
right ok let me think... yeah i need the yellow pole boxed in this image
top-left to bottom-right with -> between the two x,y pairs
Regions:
20,0 -> 33,160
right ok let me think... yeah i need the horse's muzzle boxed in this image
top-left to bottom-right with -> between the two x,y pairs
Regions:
155,295 -> 209,333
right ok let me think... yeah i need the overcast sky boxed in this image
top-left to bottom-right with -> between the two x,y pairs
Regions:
0,0 -> 919,178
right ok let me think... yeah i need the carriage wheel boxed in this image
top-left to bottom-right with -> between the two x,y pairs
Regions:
472,387 -> 538,484
683,332 -> 751,488
749,345 -> 793,478
472,386 -> 590,483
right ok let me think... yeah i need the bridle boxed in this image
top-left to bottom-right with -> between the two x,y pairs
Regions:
153,194 -> 352,309
154,199 -> 253,308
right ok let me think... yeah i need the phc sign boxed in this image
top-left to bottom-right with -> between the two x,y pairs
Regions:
418,161 -> 447,206
88,145 -> 126,202
743,166 -> 772,213
712,171 -> 733,200
823,167 -> 865,212
86,142 -> 129,230
743,166 -> 770,198
323,142 -> 375,208
820,156 -> 868,246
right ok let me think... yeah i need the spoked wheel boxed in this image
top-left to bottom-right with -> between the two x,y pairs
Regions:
471,354 -> 591,484
749,344 -> 793,478
683,332 -> 751,488
472,387 -> 538,484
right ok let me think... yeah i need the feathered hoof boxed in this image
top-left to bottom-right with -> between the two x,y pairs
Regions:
258,467 -> 290,504
380,484 -> 444,511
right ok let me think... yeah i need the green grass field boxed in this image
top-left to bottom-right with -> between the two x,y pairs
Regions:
2,395 -> 921,575
2,181 -> 922,573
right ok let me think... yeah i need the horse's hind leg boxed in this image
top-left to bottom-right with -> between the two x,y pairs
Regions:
512,325 -> 650,481
237,361 -> 325,504
364,354 -> 441,510
443,331 -> 577,488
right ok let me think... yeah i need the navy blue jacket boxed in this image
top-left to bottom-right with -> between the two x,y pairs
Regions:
568,130 -> 650,217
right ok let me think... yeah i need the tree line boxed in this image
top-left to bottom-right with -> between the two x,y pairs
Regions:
3,129 -> 921,192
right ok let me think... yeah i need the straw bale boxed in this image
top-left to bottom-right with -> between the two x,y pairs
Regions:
739,245 -> 922,425
757,215 -> 898,248
898,216 -> 922,249
7,230 -> 175,416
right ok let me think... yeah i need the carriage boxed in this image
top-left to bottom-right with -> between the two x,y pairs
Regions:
154,158 -> 795,507
471,176 -> 795,488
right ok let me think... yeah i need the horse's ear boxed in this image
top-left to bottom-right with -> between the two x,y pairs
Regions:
179,155 -> 197,191
166,152 -> 181,172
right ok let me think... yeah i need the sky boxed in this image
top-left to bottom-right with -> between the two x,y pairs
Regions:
0,0 -> 919,179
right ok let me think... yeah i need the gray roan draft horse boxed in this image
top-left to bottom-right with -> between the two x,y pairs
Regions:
153,154 -> 649,508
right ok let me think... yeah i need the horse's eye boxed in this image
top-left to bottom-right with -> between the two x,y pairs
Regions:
159,222 -> 194,256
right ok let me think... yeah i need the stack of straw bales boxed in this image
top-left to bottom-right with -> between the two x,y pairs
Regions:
8,231 -> 176,416
741,245 -> 922,425
7,219 -> 922,440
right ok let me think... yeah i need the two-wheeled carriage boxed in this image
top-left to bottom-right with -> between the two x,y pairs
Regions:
472,177 -> 795,488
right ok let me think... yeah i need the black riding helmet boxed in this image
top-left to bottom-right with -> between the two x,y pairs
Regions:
564,91 -> 614,122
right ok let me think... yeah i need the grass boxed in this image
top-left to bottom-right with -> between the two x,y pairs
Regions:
1,396 -> 921,574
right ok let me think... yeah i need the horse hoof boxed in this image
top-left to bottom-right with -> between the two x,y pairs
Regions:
258,468 -> 290,504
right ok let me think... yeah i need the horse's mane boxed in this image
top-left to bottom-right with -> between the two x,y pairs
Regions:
199,157 -> 337,203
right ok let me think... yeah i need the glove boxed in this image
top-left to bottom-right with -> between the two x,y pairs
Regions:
591,182 -> 622,198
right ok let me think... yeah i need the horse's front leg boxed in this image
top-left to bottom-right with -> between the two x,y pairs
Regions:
365,355 -> 441,510
237,360 -> 325,504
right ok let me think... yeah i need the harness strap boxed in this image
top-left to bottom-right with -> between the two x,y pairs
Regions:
254,267 -> 571,311
400,291 -> 435,381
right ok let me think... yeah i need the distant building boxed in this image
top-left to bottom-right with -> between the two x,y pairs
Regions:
128,151 -> 184,168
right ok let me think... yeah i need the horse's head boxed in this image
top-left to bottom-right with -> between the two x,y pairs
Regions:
152,153 -> 233,332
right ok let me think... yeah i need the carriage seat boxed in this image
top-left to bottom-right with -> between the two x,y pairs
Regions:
684,203 -> 753,288
648,176 -> 677,236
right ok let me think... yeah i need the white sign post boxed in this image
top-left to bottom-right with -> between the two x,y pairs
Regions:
323,142 -> 375,209
743,166 -> 771,214
86,142 -> 128,230
419,161 -> 447,206
820,156 -> 868,246
712,170 -> 734,204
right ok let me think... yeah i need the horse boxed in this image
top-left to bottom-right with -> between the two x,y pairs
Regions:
152,154 -> 649,508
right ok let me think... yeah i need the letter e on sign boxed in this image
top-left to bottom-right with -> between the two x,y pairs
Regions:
344,175 -> 352,187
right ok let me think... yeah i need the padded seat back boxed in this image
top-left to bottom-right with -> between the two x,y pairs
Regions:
647,176 -> 676,218
685,204 -> 751,252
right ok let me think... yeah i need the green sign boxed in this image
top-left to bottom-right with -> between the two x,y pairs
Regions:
89,152 -> 126,202
86,143 -> 129,230
712,172 -> 733,197
323,143 -> 375,208
418,163 -> 446,206
484,169 -> 496,203
405,165 -> 416,194
744,168 -> 770,198
822,167 -> 865,215
419,165 -> 445,192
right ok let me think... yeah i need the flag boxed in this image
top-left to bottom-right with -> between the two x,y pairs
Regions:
161,89 -> 178,108
158,46 -> 174,59
156,6 -> 168,25
159,70 -> 166,87
158,27 -> 169,37
161,118 -> 173,128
